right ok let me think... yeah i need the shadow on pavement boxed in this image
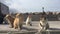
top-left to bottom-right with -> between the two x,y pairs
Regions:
22,27 -> 37,31
49,28 -> 60,30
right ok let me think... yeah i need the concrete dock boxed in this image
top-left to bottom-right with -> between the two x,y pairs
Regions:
0,21 -> 60,34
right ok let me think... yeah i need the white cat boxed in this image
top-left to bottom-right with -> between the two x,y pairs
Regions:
39,17 -> 49,31
26,14 -> 32,26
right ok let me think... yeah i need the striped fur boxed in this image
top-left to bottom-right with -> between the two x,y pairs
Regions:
39,17 -> 49,31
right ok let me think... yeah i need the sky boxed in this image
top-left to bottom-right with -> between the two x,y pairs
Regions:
0,0 -> 60,13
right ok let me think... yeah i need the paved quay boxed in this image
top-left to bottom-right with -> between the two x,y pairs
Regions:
0,21 -> 60,34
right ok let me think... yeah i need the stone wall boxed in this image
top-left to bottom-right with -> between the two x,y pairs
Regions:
23,14 -> 59,21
